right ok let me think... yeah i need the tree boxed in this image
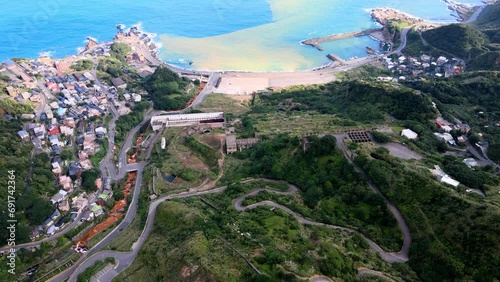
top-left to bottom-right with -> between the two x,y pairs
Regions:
371,131 -> 391,143
81,169 -> 99,192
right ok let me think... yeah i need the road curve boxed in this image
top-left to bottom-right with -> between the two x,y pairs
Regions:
334,134 -> 411,262
63,173 -> 410,282
233,183 -> 408,263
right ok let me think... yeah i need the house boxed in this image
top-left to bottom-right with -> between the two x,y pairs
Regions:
60,125 -> 74,136
80,210 -> 94,222
5,86 -> 18,97
48,126 -> 60,136
49,209 -> 61,221
401,129 -> 418,140
83,72 -> 94,81
59,175 -> 73,191
44,217 -> 54,228
49,135 -> 59,146
21,92 -> 31,100
52,162 -> 62,174
21,114 -> 35,120
46,225 -> 56,236
437,56 -> 448,64
29,226 -> 44,241
131,93 -> 142,102
430,165 -> 460,188
111,77 -> 127,89
54,218 -> 68,231
52,144 -> 62,155
72,194 -> 88,213
29,94 -> 41,103
58,199 -> 70,212
64,117 -> 75,128
50,190 -> 68,204
434,133 -> 455,145
463,158 -> 479,168
80,159 -> 93,170
420,54 -> 431,62
98,190 -> 113,201
95,126 -> 108,138
18,130 -> 29,140
91,204 -> 103,217
33,125 -> 46,138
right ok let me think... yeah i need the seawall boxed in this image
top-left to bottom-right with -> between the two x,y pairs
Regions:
302,28 -> 384,51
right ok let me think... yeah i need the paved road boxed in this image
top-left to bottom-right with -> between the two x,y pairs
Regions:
0,213 -> 83,252
233,181 -> 409,263
392,27 -> 411,55
357,268 -> 396,282
334,134 -> 411,262
464,5 -> 486,24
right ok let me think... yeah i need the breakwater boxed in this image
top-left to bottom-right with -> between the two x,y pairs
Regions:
302,28 -> 384,51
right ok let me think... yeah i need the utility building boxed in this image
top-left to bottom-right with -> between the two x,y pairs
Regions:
150,112 -> 225,131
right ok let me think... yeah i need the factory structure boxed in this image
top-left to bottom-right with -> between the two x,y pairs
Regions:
150,112 -> 225,131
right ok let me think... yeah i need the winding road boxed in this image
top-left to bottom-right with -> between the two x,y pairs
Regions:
233,180 -> 409,263
64,170 -> 411,281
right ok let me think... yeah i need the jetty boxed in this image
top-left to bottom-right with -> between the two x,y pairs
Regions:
326,54 -> 345,65
302,28 -> 383,51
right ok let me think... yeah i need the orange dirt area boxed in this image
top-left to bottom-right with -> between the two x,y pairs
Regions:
75,172 -> 136,249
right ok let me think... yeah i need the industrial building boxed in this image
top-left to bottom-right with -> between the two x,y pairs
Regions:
150,112 -> 225,131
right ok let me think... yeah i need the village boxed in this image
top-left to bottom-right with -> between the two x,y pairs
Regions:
0,29 -> 164,242
378,53 -> 464,83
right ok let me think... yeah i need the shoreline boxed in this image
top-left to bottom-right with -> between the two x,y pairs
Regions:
3,1 -> 489,74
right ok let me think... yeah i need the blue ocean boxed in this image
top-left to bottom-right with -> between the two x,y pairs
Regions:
0,0 -> 484,71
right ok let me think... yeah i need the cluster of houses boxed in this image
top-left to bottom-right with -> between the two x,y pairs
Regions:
379,54 -> 463,82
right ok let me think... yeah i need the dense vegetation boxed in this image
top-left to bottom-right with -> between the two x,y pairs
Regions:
143,67 -> 192,111
109,43 -> 131,63
223,135 -> 403,251
0,118 -> 56,252
71,59 -> 93,71
259,80 -> 435,124
422,24 -> 490,58
119,186 -> 406,281
417,19 -> 500,70
356,149 -> 499,281
184,136 -> 221,175
407,71 -> 500,145
114,101 -> 149,143
0,98 -> 35,115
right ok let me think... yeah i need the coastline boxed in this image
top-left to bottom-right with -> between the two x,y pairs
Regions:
3,1 -> 490,74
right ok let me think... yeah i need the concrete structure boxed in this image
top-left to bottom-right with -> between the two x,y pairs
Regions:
226,135 -> 237,154
226,134 -> 261,154
150,112 -> 225,131
401,129 -> 418,140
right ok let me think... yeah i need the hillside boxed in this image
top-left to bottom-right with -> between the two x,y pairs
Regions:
422,24 -> 489,58
415,7 -> 500,71
143,66 -> 193,111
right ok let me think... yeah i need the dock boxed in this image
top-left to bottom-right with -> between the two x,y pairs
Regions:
302,28 -> 383,51
326,54 -> 345,65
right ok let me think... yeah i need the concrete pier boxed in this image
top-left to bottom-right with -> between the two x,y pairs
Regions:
302,28 -> 383,51
327,54 -> 345,64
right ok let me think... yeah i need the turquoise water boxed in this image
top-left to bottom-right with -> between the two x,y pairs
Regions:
0,0 -> 484,71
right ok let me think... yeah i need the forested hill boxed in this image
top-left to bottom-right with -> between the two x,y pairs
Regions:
419,4 -> 500,70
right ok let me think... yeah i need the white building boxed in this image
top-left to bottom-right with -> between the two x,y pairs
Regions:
401,129 -> 418,140
150,112 -> 225,131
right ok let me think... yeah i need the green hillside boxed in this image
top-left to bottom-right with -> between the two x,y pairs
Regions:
422,24 -> 489,58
